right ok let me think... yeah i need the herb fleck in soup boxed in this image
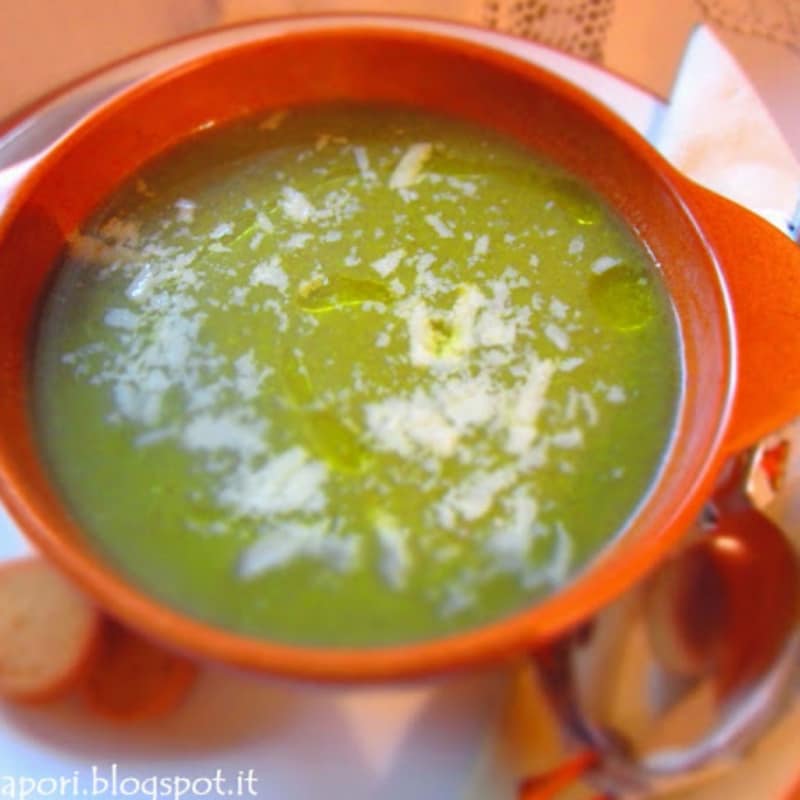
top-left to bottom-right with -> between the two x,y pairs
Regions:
32,105 -> 680,646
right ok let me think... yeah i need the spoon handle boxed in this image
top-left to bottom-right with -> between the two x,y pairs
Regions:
521,437 -> 800,798
517,751 -> 608,799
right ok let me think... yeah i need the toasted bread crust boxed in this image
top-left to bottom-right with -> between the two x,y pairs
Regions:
82,620 -> 198,721
0,557 -> 103,703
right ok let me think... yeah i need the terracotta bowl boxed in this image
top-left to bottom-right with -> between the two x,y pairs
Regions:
1,19 -> 799,682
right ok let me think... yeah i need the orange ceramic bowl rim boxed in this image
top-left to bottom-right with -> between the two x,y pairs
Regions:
1,17 -> 800,682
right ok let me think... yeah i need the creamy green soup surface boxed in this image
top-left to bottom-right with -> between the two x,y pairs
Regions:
33,104 -> 679,646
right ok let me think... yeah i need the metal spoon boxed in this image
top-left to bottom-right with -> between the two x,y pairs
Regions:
529,437 -> 800,798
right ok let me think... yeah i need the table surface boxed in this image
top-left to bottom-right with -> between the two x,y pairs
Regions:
0,16 -> 799,800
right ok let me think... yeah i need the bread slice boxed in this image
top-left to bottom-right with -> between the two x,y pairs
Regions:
0,557 -> 102,703
82,620 -> 197,721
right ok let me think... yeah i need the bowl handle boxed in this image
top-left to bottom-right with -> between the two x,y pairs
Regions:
676,178 -> 800,454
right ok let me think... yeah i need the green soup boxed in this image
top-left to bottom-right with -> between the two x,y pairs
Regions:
32,104 -> 680,646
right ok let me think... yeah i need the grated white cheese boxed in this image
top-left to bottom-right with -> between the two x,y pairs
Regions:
565,388 -> 580,422
219,447 -> 328,518
344,248 -> 361,267
134,427 -> 176,448
591,255 -> 621,275
250,256 -> 288,292
506,359 -> 556,455
255,211 -> 274,233
228,286 -> 249,307
545,522 -> 573,585
440,583 -> 475,617
424,213 -> 455,239
279,186 -> 314,223
549,298 -> 568,320
175,199 -> 196,224
559,357 -> 584,372
450,285 -> 485,352
475,307 -> 516,348
389,142 -> 432,189
112,382 -> 163,427
234,350 -> 272,401
373,511 -> 411,589
472,234 -> 490,263
182,411 -> 266,455
406,302 -> 438,368
415,252 -> 437,276
568,235 -> 584,255
436,467 -> 516,530
209,222 -> 233,240
544,322 -> 570,352
447,176 -> 478,197
104,308 -> 139,330
485,488 -> 541,571
352,145 -> 375,182
371,248 -> 405,278
607,385 -> 627,404
436,376 -> 496,430
550,428 -> 584,449
238,521 -> 360,579
364,392 -> 460,459
580,393 -> 599,426
405,286 -> 485,369
125,265 -> 156,302
285,232 -> 314,250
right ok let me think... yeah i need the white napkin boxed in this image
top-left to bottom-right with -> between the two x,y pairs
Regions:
654,25 -> 800,234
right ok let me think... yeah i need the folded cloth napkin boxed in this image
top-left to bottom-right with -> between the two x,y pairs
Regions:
654,24 -> 800,235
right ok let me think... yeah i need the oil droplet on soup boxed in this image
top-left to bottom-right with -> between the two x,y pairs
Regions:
588,262 -> 657,331
32,105 -> 680,646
